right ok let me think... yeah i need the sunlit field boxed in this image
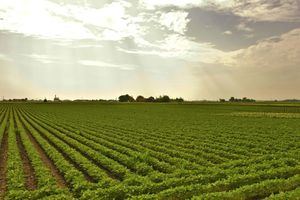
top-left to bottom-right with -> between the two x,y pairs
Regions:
1,0 -> 300,199
0,102 -> 299,199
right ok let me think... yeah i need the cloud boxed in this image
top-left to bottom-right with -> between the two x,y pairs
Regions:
223,30 -> 233,35
138,0 -> 232,10
59,1 -> 146,41
0,0 -> 143,42
0,0 -> 299,101
236,22 -> 253,32
231,28 -> 300,68
25,54 -> 60,64
139,0 -> 300,22
73,44 -> 104,48
78,60 -> 136,70
2,0 -> 298,70
0,0 -> 94,40
139,0 -> 206,9
159,11 -> 190,34
126,27 -> 300,69
231,0 -> 300,22
118,34 -> 233,64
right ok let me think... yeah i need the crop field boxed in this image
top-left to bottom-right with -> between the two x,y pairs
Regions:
0,102 -> 299,200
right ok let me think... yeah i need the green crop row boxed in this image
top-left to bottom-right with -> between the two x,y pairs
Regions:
6,107 -> 26,198
0,102 -> 298,199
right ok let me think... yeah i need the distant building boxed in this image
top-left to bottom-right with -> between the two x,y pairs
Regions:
54,95 -> 60,101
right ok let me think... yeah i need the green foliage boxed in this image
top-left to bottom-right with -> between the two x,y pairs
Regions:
0,102 -> 299,199
118,94 -> 135,102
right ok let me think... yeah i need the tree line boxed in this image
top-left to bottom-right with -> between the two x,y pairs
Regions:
219,97 -> 256,102
118,94 -> 184,103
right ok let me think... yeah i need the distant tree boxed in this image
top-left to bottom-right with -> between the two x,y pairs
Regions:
162,95 -> 171,102
229,97 -> 255,102
118,94 -> 135,102
175,97 -> 184,102
43,98 -> 48,103
156,95 -> 171,102
136,95 -> 145,102
219,99 -> 226,102
229,97 -> 235,102
242,97 -> 256,102
146,96 -> 155,102
20,98 -> 28,102
117,94 -> 185,103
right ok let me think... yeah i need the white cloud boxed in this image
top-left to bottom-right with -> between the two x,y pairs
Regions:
58,1 -> 132,29
73,44 -> 104,48
139,0 -> 300,22
223,30 -> 233,35
231,0 -> 300,22
1,0 -> 299,70
122,27 -> 300,69
236,22 -> 253,32
119,34 -> 233,64
139,0 -> 201,9
0,0 -> 143,41
59,1 -> 145,41
25,54 -> 59,64
0,0 -> 95,40
139,0 -> 231,9
159,11 -> 190,34
78,60 -> 136,70
231,28 -> 300,68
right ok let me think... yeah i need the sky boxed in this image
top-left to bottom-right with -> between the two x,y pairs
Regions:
0,0 -> 300,100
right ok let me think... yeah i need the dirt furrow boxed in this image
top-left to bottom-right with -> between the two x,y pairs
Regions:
15,131 -> 38,190
25,129 -> 67,188
21,114 -> 95,182
16,110 -> 68,188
